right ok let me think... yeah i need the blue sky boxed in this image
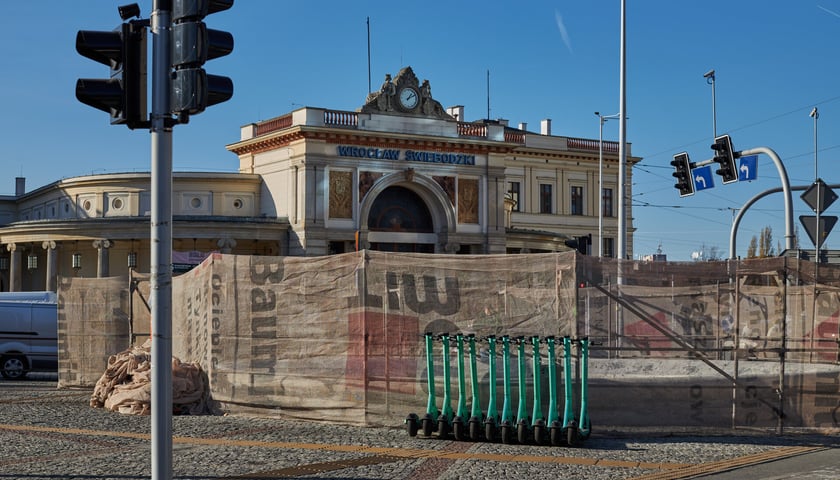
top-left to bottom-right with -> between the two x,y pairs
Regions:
2,1 -> 840,261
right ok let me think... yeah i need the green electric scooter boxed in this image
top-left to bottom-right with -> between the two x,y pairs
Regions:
406,331 -> 438,437
499,335 -> 515,444
451,333 -> 470,441
530,336 -> 547,445
466,334 -> 484,441
437,333 -> 455,438
577,337 -> 592,442
514,336 -> 531,444
483,335 -> 499,442
561,336 -> 577,446
545,336 -> 563,446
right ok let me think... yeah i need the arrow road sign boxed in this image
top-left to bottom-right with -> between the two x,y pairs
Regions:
801,179 -> 838,215
738,155 -> 758,181
800,215 -> 837,249
693,165 -> 714,192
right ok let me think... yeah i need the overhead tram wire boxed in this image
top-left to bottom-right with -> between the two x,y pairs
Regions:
634,93 -> 840,167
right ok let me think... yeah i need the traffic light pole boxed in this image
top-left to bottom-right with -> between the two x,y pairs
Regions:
728,146 -> 794,259
150,1 -> 174,479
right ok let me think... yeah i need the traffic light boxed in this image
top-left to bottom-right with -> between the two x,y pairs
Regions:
711,134 -> 738,184
170,0 -> 234,119
671,152 -> 694,197
564,234 -> 591,254
76,21 -> 148,129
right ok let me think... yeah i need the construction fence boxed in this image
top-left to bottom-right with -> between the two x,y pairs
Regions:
57,251 -> 840,433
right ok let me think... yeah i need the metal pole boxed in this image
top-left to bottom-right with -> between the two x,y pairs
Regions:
150,1 -> 173,479
728,156 -> 815,259
617,0 -> 627,261
366,17 -> 371,94
705,70 -> 717,139
596,112 -> 619,258
598,115 -> 604,258
810,108 -> 820,263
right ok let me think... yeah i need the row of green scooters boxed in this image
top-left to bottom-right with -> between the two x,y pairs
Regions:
406,333 -> 592,447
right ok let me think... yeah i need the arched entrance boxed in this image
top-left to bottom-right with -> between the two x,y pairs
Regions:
367,186 -> 434,252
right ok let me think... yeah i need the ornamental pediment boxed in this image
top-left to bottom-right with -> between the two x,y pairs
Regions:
361,66 -> 454,120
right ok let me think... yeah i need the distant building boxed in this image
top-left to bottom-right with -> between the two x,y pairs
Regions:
641,244 -> 667,262
0,66 -> 638,291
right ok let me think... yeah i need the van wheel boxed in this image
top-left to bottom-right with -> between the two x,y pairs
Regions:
1,355 -> 28,380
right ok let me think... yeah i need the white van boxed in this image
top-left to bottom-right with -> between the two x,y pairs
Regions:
0,291 -> 58,379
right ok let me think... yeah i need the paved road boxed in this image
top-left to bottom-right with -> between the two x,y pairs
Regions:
0,376 -> 838,479
692,447 -> 840,479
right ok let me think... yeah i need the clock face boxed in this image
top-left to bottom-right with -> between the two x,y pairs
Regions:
399,87 -> 419,109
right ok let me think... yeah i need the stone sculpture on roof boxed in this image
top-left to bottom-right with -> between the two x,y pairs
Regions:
362,66 -> 453,120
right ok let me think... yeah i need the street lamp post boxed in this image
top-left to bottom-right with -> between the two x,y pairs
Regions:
704,69 -> 716,138
595,111 -> 620,257
810,107 -> 820,261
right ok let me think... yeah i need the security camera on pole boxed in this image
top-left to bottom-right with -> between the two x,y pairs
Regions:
75,2 -> 234,479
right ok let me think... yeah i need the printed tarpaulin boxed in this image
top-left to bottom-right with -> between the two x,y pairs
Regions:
168,251 -> 575,425
57,251 -> 840,431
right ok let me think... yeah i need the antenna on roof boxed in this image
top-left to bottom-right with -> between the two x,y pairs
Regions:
366,17 -> 372,94
486,69 -> 491,120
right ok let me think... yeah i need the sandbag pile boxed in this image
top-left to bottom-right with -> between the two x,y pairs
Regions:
90,340 -> 220,415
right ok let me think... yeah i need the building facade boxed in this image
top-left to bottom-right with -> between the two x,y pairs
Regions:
0,66 -> 637,291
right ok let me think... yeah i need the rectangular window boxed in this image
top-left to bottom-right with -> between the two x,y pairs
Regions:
602,188 -> 613,217
571,186 -> 583,215
509,182 -> 521,212
603,238 -> 615,258
540,184 -> 552,214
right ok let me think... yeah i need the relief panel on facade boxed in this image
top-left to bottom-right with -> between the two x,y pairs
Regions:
329,170 -> 353,219
433,175 -> 455,205
458,178 -> 479,224
359,171 -> 383,203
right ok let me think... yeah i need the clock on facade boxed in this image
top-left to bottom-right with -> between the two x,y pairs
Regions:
398,87 -> 419,110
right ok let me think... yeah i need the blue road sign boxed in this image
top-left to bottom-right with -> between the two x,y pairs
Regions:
739,155 -> 758,181
693,165 -> 715,192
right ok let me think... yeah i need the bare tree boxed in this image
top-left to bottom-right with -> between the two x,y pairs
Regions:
692,243 -> 722,261
747,236 -> 758,258
749,225 -> 776,258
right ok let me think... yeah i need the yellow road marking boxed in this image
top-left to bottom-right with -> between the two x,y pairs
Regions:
9,422 -> 810,475
627,445 -> 827,480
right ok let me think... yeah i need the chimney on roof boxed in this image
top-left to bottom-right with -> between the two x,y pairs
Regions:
15,177 -> 25,196
518,122 -> 528,131
447,105 -> 464,121
498,118 -> 509,127
540,119 -> 551,135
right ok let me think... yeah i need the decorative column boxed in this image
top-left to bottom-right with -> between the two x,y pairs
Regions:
216,237 -> 237,254
42,240 -> 58,292
92,239 -> 112,278
7,244 -> 20,292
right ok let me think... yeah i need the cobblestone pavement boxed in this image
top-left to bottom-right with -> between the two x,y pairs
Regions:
1,376 -> 838,480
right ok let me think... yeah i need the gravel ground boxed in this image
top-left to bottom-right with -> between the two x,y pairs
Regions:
0,375 -> 837,480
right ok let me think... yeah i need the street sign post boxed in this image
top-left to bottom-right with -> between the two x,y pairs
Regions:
800,215 -> 837,249
738,155 -> 758,182
693,165 -> 715,192
801,179 -> 837,214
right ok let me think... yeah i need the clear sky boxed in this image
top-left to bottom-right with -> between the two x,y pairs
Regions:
2,1 -> 839,261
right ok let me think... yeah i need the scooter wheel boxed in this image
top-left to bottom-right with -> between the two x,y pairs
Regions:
406,414 -> 420,437
517,423 -> 529,444
549,421 -> 563,447
469,419 -> 482,441
421,418 -> 434,437
532,420 -> 546,445
437,419 -> 449,438
452,418 -> 465,441
484,421 -> 497,443
566,426 -> 579,447
500,425 -> 512,444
